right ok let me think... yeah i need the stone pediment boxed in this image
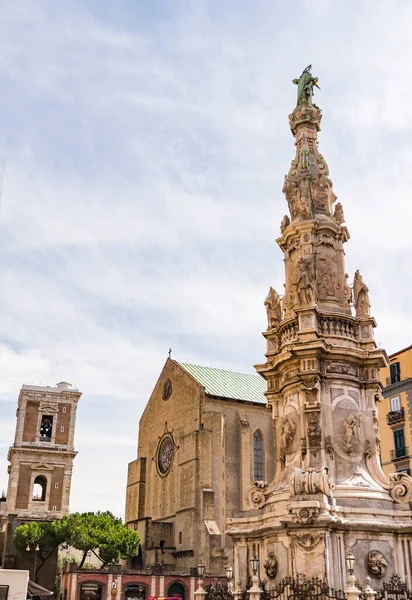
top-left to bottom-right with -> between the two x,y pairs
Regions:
39,403 -> 59,413
31,463 -> 54,471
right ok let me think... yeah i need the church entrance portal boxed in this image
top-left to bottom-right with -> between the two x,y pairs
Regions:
167,582 -> 185,600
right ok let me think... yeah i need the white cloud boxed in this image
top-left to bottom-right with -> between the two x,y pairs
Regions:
0,0 -> 412,515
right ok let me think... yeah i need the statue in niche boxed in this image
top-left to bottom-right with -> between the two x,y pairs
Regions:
343,413 -> 361,453
264,287 -> 282,328
280,415 -> 297,455
293,65 -> 320,105
311,174 -> 330,213
264,553 -> 278,579
354,270 -> 371,317
344,273 -> 353,306
280,214 -> 290,233
294,257 -> 316,305
334,202 -> 345,224
367,550 -> 388,579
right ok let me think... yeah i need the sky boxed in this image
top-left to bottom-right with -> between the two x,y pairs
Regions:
1,0 -> 412,517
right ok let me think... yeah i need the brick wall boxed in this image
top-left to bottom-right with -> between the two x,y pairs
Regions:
55,404 -> 71,445
15,464 -> 31,509
23,400 -> 38,442
49,466 -> 64,511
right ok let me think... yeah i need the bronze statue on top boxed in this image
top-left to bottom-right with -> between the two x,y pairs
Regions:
293,64 -> 320,105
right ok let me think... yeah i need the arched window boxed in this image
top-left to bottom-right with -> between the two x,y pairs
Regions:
253,430 -> 263,481
33,476 -> 47,501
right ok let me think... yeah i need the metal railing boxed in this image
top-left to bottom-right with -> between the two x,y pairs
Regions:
390,446 -> 409,460
387,408 -> 405,425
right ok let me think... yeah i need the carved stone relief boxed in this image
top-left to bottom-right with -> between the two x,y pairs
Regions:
317,253 -> 340,300
311,174 -> 333,214
280,415 -> 297,461
367,550 -> 388,579
343,413 -> 361,453
293,255 -> 316,306
263,553 -> 278,579
307,413 -> 321,447
291,533 -> 325,579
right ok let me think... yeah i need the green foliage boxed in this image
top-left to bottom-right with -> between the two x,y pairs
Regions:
14,511 -> 140,571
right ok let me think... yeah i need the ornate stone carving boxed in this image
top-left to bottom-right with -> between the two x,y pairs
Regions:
343,413 -> 361,453
316,233 -> 335,248
286,237 -> 300,252
372,410 -> 381,452
388,471 -> 412,503
353,270 -> 371,317
294,532 -> 323,551
283,178 -> 300,219
293,256 -> 315,305
344,273 -> 353,306
367,550 -> 388,579
280,214 -> 290,233
311,175 -> 332,213
290,467 -> 334,497
333,202 -> 345,224
245,480 -> 268,509
307,413 -> 321,447
263,553 -> 278,579
264,287 -> 282,328
317,255 -> 340,299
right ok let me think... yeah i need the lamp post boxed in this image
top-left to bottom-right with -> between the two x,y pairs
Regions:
250,556 -> 259,577
26,542 -> 40,582
345,550 -> 360,600
195,561 -> 207,600
226,565 -> 233,594
346,551 -> 355,577
248,555 -> 262,600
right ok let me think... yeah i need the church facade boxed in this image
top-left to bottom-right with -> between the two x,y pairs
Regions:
125,359 -> 274,576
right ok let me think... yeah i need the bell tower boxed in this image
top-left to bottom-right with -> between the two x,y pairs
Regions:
228,67 -> 412,588
4,381 -> 81,519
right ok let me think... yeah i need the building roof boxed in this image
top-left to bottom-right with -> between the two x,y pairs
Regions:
178,362 -> 267,404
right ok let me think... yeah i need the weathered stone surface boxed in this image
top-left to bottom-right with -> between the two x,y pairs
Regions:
228,68 -> 412,589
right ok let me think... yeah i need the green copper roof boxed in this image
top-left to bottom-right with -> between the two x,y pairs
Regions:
178,362 -> 267,404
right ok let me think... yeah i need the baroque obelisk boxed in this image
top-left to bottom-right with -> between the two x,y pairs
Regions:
228,67 -> 412,589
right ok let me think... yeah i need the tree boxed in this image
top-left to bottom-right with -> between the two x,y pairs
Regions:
14,511 -> 140,577
14,519 -> 69,581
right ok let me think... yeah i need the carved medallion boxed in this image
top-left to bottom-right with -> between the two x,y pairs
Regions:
367,550 -> 387,579
264,553 -> 278,579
